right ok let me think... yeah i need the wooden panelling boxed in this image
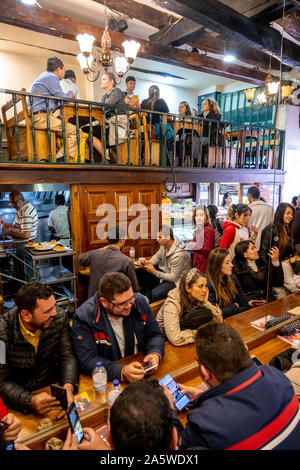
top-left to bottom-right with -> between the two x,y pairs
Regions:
73,183 -> 163,255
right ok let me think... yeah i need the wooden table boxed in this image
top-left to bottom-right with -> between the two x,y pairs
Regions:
14,341 -> 196,449
10,292 -> 300,449
62,103 -> 103,162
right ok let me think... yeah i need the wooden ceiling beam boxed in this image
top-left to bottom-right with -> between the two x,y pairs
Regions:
93,0 -> 291,71
0,0 -> 275,86
252,1 -> 298,24
92,0 -> 177,29
146,0 -> 300,69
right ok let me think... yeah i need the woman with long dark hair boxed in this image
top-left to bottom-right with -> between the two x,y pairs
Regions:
187,205 -> 215,273
207,248 -> 248,318
141,85 -> 169,124
260,202 -> 295,263
176,101 -> 200,166
219,203 -> 258,258
233,240 -> 283,304
156,268 -> 222,346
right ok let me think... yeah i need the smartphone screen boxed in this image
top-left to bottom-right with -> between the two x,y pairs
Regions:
51,384 -> 68,410
67,403 -> 84,444
159,374 -> 190,411
5,441 -> 14,450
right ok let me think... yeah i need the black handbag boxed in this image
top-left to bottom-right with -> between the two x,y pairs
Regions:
269,347 -> 297,372
179,305 -> 213,331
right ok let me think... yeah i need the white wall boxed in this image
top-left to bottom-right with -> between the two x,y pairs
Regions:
0,50 -> 90,108
93,75 -> 199,113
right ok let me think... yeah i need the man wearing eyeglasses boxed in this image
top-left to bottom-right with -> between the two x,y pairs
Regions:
71,272 -> 165,383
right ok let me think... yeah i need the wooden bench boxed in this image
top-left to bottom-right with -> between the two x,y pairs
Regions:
150,298 -> 166,316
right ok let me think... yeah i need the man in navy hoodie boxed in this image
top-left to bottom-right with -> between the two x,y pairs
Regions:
170,323 -> 300,450
72,272 -> 165,383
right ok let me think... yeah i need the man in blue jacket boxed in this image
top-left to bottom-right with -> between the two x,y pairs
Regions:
30,56 -> 81,162
72,272 -> 165,383
170,323 -> 300,450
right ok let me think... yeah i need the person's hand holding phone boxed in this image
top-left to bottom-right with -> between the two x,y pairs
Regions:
31,392 -> 62,415
177,384 -> 204,402
143,263 -> 155,274
122,362 -> 146,383
63,428 -> 78,451
55,384 -> 74,421
268,246 -> 280,263
78,428 -> 110,450
1,413 -> 21,442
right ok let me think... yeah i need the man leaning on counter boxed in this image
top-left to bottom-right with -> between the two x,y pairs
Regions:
0,191 -> 38,241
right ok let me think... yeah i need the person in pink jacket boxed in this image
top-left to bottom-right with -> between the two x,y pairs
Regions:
219,203 -> 257,258
188,205 -> 215,273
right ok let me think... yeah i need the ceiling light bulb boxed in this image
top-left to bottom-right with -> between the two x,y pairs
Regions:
77,53 -> 93,74
122,40 -> 141,64
257,91 -> 267,105
114,56 -> 129,77
20,0 -> 36,4
76,33 -> 95,56
224,54 -> 236,63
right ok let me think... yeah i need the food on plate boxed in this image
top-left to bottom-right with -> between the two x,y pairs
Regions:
26,241 -> 39,247
34,242 -> 54,251
53,245 -> 67,252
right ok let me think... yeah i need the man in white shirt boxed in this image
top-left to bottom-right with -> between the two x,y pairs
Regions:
60,70 -> 80,99
48,194 -> 70,245
247,186 -> 274,249
1,191 -> 38,241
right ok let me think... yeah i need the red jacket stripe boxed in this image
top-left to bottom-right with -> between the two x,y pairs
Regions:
226,370 -> 262,395
227,393 -> 299,450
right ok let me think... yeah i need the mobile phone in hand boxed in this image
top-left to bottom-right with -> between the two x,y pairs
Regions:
159,374 -> 190,411
66,402 -> 84,444
51,384 -> 68,411
0,420 -> 9,451
143,363 -> 158,372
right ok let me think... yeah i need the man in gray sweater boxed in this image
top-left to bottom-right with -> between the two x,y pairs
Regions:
136,225 -> 191,302
79,226 -> 139,298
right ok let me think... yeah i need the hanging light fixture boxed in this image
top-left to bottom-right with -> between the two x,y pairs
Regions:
113,54 -> 130,77
122,40 -> 140,64
243,0 -> 292,108
244,88 -> 256,102
76,0 -> 140,80
281,85 -> 293,100
265,72 -> 280,97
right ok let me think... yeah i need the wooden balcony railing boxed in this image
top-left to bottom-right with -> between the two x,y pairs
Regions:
0,88 -> 285,170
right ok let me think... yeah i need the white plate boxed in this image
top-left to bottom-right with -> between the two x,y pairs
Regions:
34,245 -> 54,251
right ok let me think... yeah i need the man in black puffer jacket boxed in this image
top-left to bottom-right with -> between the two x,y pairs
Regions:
0,282 -> 78,415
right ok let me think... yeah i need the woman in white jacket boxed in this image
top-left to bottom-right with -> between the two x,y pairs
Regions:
156,268 -> 223,346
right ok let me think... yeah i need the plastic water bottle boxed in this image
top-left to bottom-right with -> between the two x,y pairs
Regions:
129,246 -> 135,260
107,379 -> 123,424
92,362 -> 107,392
108,379 -> 123,410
